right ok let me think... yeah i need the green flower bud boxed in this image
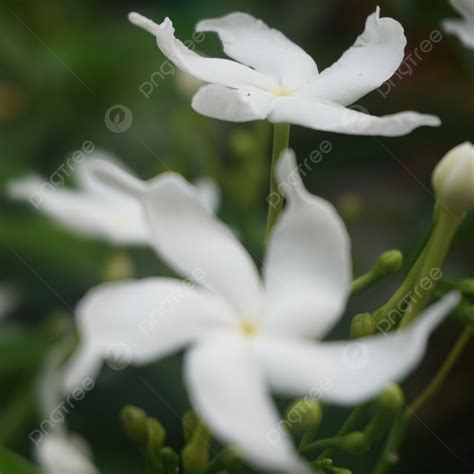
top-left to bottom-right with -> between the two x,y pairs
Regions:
376,384 -> 404,413
432,142 -> 474,215
120,405 -> 147,444
339,432 -> 369,454
285,398 -> 323,435
350,313 -> 376,339
146,417 -> 166,455
182,410 -> 199,443
181,441 -> 209,474
160,447 -> 179,474
373,250 -> 403,277
220,447 -> 241,469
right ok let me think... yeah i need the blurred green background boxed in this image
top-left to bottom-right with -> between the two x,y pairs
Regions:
0,0 -> 473,473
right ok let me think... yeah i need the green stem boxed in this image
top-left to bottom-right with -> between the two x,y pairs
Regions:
264,123 -> 291,245
372,413 -> 409,474
372,326 -> 472,474
409,326 -> 472,414
373,246 -> 428,323
316,404 -> 368,460
351,272 -> 380,295
399,206 -> 462,328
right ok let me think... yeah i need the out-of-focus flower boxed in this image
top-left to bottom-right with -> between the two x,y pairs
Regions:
34,343 -> 99,474
6,151 -> 219,245
129,8 -> 440,136
0,284 -> 18,321
63,151 -> 459,472
432,142 -> 474,214
442,0 -> 474,49
36,433 -> 99,474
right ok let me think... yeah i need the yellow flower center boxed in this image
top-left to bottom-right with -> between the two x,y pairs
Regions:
238,320 -> 258,338
273,86 -> 295,97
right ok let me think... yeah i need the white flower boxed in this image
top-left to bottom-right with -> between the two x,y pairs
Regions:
6,151 -> 219,245
128,8 -> 441,137
442,0 -> 474,49
36,433 -> 99,474
63,150 -> 459,471
432,142 -> 474,214
34,343 -> 99,474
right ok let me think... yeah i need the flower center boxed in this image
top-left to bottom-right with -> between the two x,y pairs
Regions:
273,86 -> 295,97
238,320 -> 258,338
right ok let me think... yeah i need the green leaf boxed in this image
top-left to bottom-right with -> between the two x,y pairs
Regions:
0,446 -> 41,474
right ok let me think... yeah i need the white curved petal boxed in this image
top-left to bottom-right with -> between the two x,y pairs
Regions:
193,177 -> 221,213
192,84 -> 274,122
263,150 -> 351,338
269,97 -> 441,136
442,19 -> 474,48
36,432 -> 99,474
7,174 -> 148,245
128,13 -> 277,91
76,153 -> 145,200
300,7 -> 406,106
143,174 -> 263,318
63,278 -> 236,393
81,158 -> 145,200
196,12 -> 318,89
185,332 -> 307,473
450,0 -> 474,19
255,292 -> 460,405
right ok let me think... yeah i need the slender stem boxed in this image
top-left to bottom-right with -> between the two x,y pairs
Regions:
399,207 -> 462,328
264,123 -> 291,245
372,326 -> 472,474
409,326 -> 472,414
316,404 -> 368,460
372,413 -> 409,474
351,271 -> 379,295
373,245 -> 428,323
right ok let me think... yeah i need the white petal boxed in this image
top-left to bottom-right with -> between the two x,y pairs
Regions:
263,150 -> 351,338
76,153 -> 145,199
143,174 -> 264,317
196,12 -> 318,89
36,432 -> 99,474
269,96 -> 441,136
185,332 -> 307,472
192,84 -> 274,122
193,177 -> 221,213
128,13 -> 277,91
63,278 -> 236,393
7,174 -> 148,245
255,292 -> 460,405
300,7 -> 406,106
442,19 -> 474,48
450,0 -> 474,20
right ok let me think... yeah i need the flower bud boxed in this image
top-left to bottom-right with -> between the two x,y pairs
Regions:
181,441 -> 209,474
339,432 -> 370,454
285,398 -> 323,435
432,142 -> 474,214
146,417 -> 166,455
160,447 -> 179,474
376,384 -> 404,412
182,410 -> 199,443
373,250 -> 403,277
350,313 -> 376,339
120,405 -> 147,444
